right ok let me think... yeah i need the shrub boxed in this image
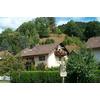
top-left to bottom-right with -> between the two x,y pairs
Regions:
36,63 -> 46,70
66,48 -> 97,83
11,71 -> 62,83
55,27 -> 62,34
97,62 -> 100,69
10,71 -> 21,83
93,70 -> 100,83
45,39 -> 55,44
0,54 -> 24,76
63,36 -> 84,47
46,67 -> 59,71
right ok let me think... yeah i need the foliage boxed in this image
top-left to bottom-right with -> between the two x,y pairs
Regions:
66,48 -> 97,83
2,28 -> 14,34
58,21 -> 87,40
0,54 -> 25,76
36,63 -> 46,70
34,17 -> 50,37
55,27 -> 62,34
0,31 -> 29,54
16,21 -> 39,46
64,20 -> 83,37
10,71 -> 61,83
45,67 -> 59,71
45,39 -> 55,44
93,70 -> 100,82
59,20 -> 100,41
39,39 -> 55,45
84,21 -> 100,41
63,36 -> 84,47
47,17 -> 56,32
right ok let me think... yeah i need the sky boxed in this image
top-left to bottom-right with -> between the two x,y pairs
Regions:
0,17 -> 100,33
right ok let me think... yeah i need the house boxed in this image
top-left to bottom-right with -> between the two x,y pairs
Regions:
17,43 -> 69,68
86,36 -> 100,62
18,43 -> 80,68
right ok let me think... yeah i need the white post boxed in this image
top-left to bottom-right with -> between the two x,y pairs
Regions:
62,77 -> 65,83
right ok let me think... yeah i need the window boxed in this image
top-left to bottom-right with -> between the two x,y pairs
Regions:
39,55 -> 45,61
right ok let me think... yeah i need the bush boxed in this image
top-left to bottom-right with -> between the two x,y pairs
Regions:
45,39 -> 55,44
93,70 -> 100,83
46,67 -> 59,71
55,27 -> 62,34
97,62 -> 100,69
36,63 -> 46,70
63,36 -> 84,47
10,72 -> 21,83
10,71 -> 62,83
66,48 -> 97,83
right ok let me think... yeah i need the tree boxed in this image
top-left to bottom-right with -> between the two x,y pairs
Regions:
2,28 -> 14,34
84,21 -> 100,41
55,27 -> 62,34
47,17 -> 56,32
17,21 -> 37,36
16,21 -> 40,48
0,39 -> 10,50
66,48 -> 97,83
34,17 -> 50,37
0,54 -> 25,76
0,31 -> 30,54
64,20 -> 83,37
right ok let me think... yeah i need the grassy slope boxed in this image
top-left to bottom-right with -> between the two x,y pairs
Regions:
40,33 -> 66,43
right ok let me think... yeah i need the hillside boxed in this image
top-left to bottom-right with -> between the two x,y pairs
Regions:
40,33 -> 66,44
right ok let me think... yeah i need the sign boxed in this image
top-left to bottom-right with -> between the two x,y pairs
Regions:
60,65 -> 67,77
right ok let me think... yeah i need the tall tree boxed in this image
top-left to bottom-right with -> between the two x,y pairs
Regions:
84,21 -> 100,41
0,30 -> 30,54
47,17 -> 56,32
0,54 -> 24,76
16,21 -> 39,47
64,20 -> 83,37
2,28 -> 14,34
34,17 -> 50,37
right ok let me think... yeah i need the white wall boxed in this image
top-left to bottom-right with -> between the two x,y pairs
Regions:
47,51 -> 60,68
34,55 -> 48,66
93,48 -> 100,62
47,51 -> 68,68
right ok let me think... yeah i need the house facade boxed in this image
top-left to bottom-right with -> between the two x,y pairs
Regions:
18,43 -> 69,68
86,36 -> 100,62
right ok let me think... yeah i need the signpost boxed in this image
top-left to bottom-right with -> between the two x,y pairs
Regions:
60,57 -> 67,83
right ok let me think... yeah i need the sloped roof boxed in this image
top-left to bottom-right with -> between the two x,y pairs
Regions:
16,48 -> 33,57
18,43 -> 59,57
86,36 -> 100,48
18,43 -> 80,57
31,43 -> 59,55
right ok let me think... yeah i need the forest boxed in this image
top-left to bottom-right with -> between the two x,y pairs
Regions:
0,17 -> 100,54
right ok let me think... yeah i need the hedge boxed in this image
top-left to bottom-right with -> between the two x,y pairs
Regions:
93,70 -> 100,83
10,71 -> 62,83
